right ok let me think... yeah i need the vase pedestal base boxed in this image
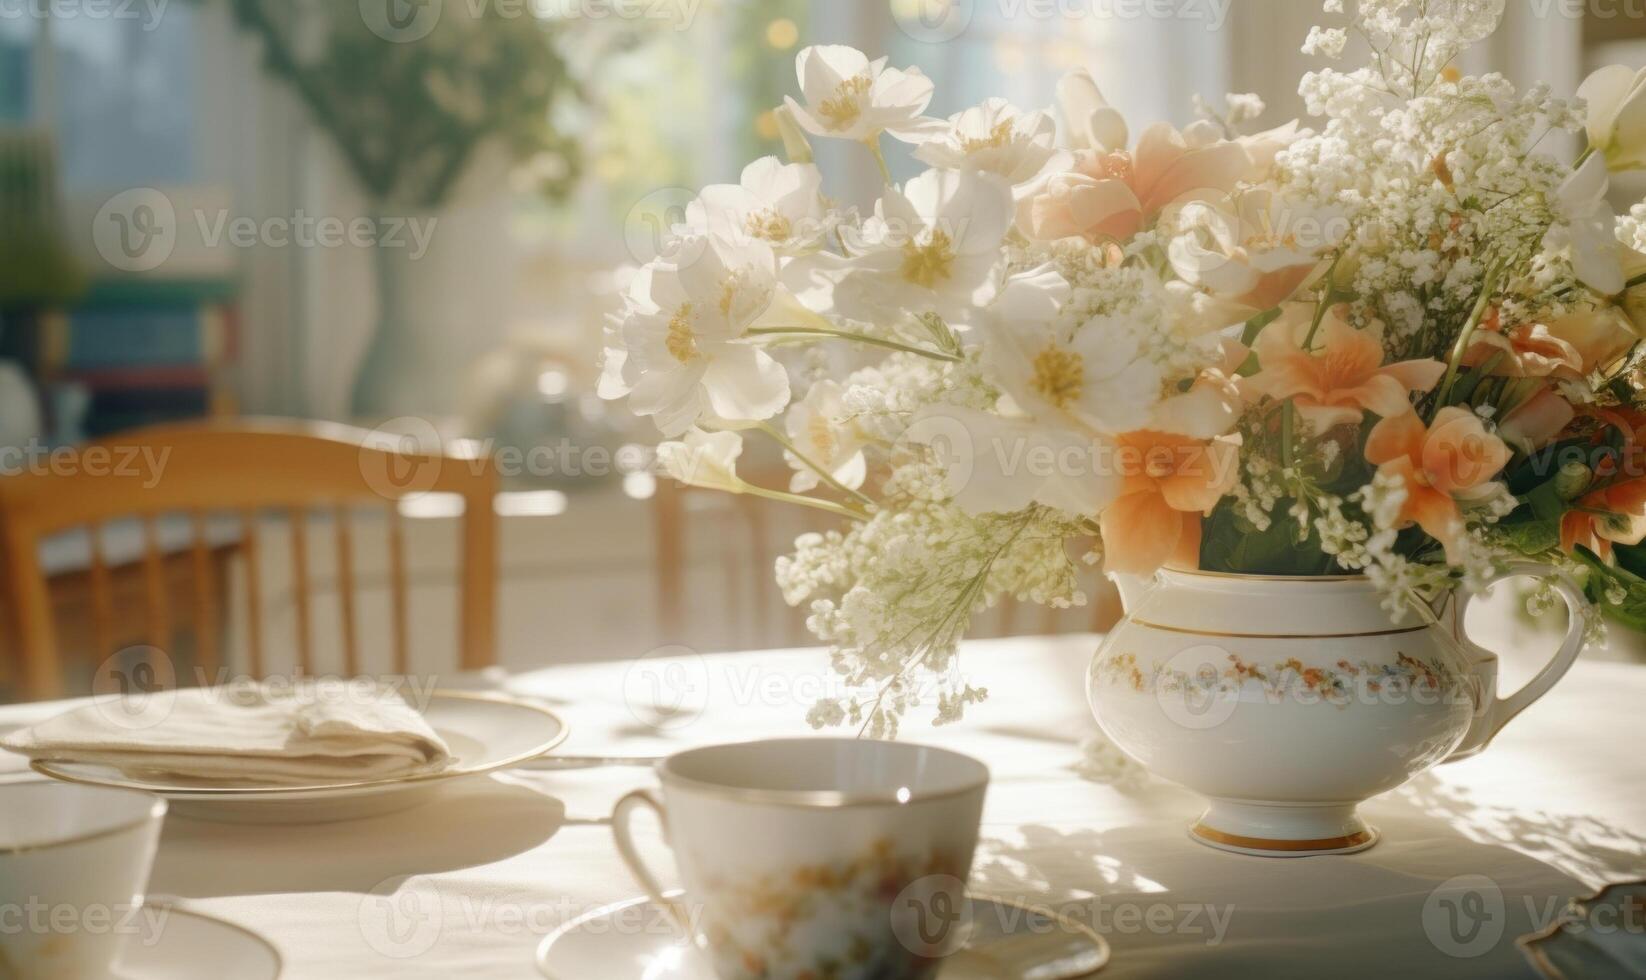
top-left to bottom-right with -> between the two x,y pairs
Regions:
1189,800 -> 1378,857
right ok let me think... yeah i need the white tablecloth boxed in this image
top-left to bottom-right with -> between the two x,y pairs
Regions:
3,635 -> 1643,979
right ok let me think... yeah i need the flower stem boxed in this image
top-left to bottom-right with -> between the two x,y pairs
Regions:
1282,283 -> 1339,468
1434,261 -> 1505,414
747,326 -> 961,362
739,482 -> 867,522
1576,144 -> 1596,168
865,136 -> 893,185
757,421 -> 877,509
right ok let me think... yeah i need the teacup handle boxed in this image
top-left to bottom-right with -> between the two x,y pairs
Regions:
1447,562 -> 1589,760
611,789 -> 690,933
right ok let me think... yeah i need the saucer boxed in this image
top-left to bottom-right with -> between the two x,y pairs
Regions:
116,906 -> 281,979
1519,879 -> 1646,978
33,692 -> 567,823
536,891 -> 1109,979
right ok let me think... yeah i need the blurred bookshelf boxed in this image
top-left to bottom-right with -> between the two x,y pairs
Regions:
38,277 -> 241,438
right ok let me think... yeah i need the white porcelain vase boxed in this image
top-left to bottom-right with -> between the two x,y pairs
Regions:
1089,566 -> 1588,857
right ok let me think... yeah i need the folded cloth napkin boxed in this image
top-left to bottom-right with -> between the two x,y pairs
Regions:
0,679 -> 453,785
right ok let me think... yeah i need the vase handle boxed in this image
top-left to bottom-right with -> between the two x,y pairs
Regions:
1446,562 -> 1589,761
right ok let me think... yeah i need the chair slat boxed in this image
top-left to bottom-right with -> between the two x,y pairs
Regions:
290,509 -> 312,675
141,515 -> 171,653
0,422 -> 501,700
88,523 -> 114,663
387,503 -> 409,677
335,504 -> 359,677
190,511 -> 218,681
241,510 -> 265,678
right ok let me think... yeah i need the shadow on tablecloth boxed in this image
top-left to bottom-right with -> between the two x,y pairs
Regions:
966,782 -> 1645,980
147,775 -> 566,897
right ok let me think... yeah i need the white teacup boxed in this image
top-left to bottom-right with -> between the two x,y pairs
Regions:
0,783 -> 167,980
611,738 -> 989,980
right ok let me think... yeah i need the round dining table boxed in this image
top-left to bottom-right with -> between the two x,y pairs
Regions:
2,634 -> 1642,979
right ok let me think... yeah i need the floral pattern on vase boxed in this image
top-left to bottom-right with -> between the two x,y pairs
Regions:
1094,650 -> 1465,707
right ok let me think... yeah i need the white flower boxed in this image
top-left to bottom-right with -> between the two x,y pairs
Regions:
913,98 -> 1059,186
695,156 -> 829,256
1224,93 -> 1266,126
830,169 -> 1014,325
1579,64 -> 1646,172
1161,189 -> 1336,313
618,237 -> 791,436
979,267 -> 1162,434
1055,70 -> 1129,152
657,429 -> 745,493
783,45 -> 938,145
1544,153 -> 1623,295
1302,26 -> 1348,59
783,380 -> 867,493
597,310 -> 631,400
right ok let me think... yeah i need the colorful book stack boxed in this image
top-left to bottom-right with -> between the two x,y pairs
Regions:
40,278 -> 239,437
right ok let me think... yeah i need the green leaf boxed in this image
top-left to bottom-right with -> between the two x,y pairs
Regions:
1495,518 -> 1560,555
1236,308 -> 1284,377
1570,544 -> 1646,630
1615,542 -> 1646,581
1199,499 -> 1333,575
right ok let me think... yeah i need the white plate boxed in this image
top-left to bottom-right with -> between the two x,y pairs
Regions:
32,692 -> 568,823
535,892 -> 1109,979
117,906 -> 281,979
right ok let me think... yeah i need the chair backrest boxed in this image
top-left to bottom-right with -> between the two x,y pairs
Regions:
0,419 -> 498,700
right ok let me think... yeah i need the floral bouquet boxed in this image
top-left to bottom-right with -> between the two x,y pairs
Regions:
601,0 -> 1646,735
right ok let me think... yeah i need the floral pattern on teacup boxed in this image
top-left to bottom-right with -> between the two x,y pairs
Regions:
691,837 -> 968,980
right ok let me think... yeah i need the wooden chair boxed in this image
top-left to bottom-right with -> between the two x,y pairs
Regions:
0,419 -> 499,701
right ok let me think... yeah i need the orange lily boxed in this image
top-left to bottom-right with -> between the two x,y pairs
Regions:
1498,384 -> 1577,453
1100,430 -> 1239,575
1016,118 -> 1248,244
1245,306 -> 1446,432
1364,408 -> 1511,562
1561,480 -> 1646,559
1461,313 -> 1585,379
